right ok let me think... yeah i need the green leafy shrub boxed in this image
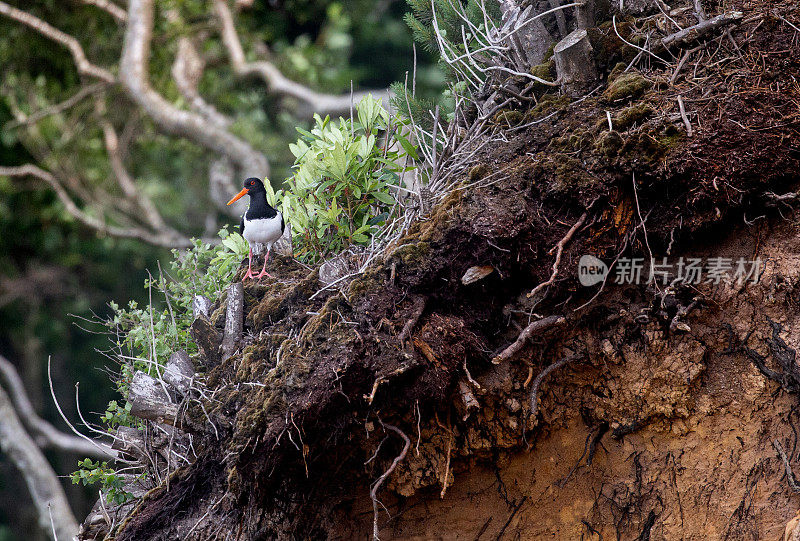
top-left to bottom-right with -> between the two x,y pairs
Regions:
71,458 -> 134,505
108,226 -> 248,384
100,400 -> 137,429
73,228 -> 249,503
274,95 -> 416,262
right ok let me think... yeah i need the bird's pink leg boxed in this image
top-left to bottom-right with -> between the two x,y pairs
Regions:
256,248 -> 273,279
243,247 -> 256,280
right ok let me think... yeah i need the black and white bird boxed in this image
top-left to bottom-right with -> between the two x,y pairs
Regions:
227,177 -> 285,280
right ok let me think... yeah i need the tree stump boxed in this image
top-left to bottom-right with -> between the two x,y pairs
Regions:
554,29 -> 599,97
220,282 -> 244,360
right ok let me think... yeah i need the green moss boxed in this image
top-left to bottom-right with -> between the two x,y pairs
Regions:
525,94 -> 570,121
595,130 -> 624,158
468,163 -> 490,181
347,265 -> 385,301
608,62 -> 627,83
621,133 -> 668,165
615,103 -> 654,131
417,188 -> 465,242
247,269 -> 319,328
393,241 -> 431,265
529,59 -> 556,96
493,110 -> 525,125
537,154 -> 598,193
603,73 -> 652,102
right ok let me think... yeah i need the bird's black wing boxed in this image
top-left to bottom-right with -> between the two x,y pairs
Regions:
280,214 -> 285,234
239,215 -> 245,235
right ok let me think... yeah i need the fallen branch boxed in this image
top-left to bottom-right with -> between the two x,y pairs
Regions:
677,95 -> 693,137
164,350 -> 194,396
492,315 -> 566,364
529,356 -> 581,419
128,371 -> 178,425
371,423 -> 411,541
527,212 -> 588,300
661,11 -> 744,49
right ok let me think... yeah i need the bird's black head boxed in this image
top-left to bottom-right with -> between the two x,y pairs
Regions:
243,177 -> 265,193
227,177 -> 266,205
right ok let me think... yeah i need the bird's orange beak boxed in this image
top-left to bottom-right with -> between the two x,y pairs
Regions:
227,188 -> 249,205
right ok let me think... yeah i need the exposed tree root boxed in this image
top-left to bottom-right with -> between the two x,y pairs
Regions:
493,315 -> 566,364
527,211 -> 588,300
370,423 -> 411,541
772,440 -> 800,493
398,297 -> 427,349
529,356 -> 581,419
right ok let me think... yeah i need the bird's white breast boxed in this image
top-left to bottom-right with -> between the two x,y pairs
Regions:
243,213 -> 283,250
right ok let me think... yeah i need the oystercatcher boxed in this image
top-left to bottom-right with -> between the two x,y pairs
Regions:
227,177 -> 285,280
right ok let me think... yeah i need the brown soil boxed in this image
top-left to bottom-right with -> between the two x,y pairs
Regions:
107,1 -> 800,539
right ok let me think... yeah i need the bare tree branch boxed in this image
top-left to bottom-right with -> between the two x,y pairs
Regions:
121,0 -> 269,177
0,354 -> 116,459
0,380 -> 79,540
0,165 -> 197,247
0,1 -> 115,83
96,99 -> 178,233
78,0 -> 128,23
214,0 -> 388,116
172,37 -> 233,129
6,82 -> 108,130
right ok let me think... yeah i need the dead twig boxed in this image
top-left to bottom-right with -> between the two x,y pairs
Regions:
493,315 -> 566,364
371,423 -> 411,541
527,212 -> 588,301
677,95 -> 693,137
